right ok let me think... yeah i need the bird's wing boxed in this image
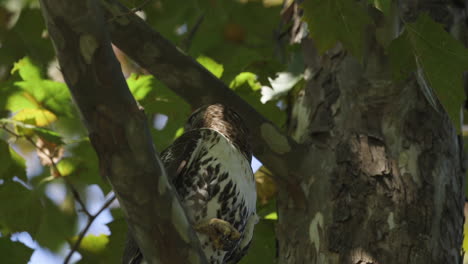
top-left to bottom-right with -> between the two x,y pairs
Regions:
122,130 -> 204,264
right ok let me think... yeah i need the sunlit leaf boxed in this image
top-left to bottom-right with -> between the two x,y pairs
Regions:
9,57 -> 73,117
74,234 -> 109,254
11,57 -> 41,81
13,108 -> 57,127
127,73 -> 154,101
264,212 -> 278,220
56,158 -> 77,177
6,91 -> 40,112
261,72 -> 303,103
197,55 -> 224,78
230,72 -> 261,91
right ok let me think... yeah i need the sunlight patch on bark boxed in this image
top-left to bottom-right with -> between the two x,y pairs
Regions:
80,34 -> 98,64
350,248 -> 378,264
398,145 -> 420,186
290,92 -> 311,143
309,211 -> 323,254
387,212 -> 395,230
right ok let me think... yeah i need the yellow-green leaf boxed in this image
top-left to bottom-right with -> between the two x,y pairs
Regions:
13,108 -> 57,127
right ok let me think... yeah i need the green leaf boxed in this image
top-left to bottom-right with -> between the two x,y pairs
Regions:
138,78 -> 190,150
67,139 -> 110,193
230,72 -> 261,91
0,181 -> 42,235
0,141 -> 27,181
0,118 -> 64,144
76,216 -> 127,264
388,14 -> 468,131
184,1 -> 282,82
0,181 -> 76,251
264,212 -> 278,220
13,108 -> 57,127
302,0 -> 372,58
6,91 -> 40,113
35,197 -> 77,251
196,55 -> 224,78
56,158 -> 77,177
11,57 -> 41,81
0,141 -> 13,179
0,8 -> 54,67
239,220 -> 277,264
127,73 -> 154,101
0,237 -> 34,264
74,234 -> 109,255
9,57 -> 73,117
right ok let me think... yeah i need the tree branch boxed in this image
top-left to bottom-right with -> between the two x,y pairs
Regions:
64,195 -> 116,264
39,1 -> 207,263
101,0 -> 307,181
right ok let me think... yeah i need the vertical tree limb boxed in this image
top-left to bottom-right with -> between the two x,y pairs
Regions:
39,1 -> 207,263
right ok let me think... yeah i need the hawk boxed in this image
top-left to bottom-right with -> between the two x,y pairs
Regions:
124,104 -> 258,264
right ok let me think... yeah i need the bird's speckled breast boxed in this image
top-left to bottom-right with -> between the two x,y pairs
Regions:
178,129 -> 256,263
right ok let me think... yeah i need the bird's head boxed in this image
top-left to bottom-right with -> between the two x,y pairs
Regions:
185,104 -> 252,161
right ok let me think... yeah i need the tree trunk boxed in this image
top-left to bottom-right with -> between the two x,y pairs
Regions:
276,1 -> 466,263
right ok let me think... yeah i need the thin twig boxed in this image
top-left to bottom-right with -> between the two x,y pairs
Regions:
107,0 -> 151,22
1,125 -> 92,217
181,13 -> 205,51
2,124 -> 113,263
63,195 -> 117,264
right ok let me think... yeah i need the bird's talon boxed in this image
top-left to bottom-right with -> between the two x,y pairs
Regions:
195,218 -> 241,250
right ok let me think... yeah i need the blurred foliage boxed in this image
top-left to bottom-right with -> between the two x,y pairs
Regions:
0,237 -> 34,264
302,0 -> 371,58
0,0 -> 467,263
75,211 -> 127,264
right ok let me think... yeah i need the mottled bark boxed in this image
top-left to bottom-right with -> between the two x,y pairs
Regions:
39,1 -> 207,263
277,1 -> 466,263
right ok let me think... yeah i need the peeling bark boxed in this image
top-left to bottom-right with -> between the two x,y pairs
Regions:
39,1 -> 206,263
277,1 -> 465,263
